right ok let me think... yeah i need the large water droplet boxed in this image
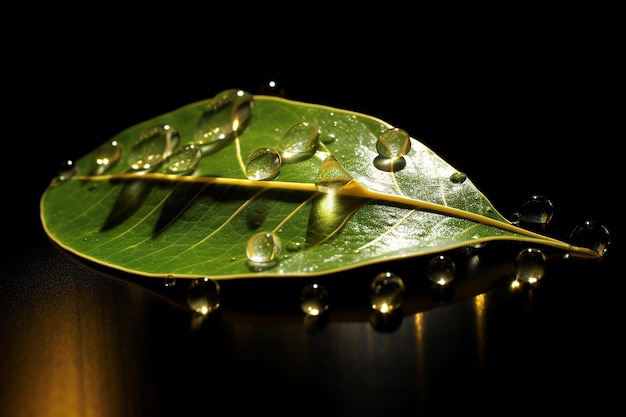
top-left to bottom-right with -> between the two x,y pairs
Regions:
370,272 -> 405,314
300,282 -> 330,316
280,121 -> 320,163
94,140 -> 122,174
428,255 -> 456,285
518,194 -> 554,224
514,248 -> 546,284
376,128 -> 411,159
245,148 -> 281,180
246,232 -> 281,270
314,155 -> 353,192
195,89 -> 253,153
569,220 -> 611,257
129,125 -> 180,171
163,144 -> 202,174
186,277 -> 221,315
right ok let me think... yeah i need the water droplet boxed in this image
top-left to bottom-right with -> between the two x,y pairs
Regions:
279,121 -> 320,163
186,277 -> 221,315
94,140 -> 122,174
286,241 -> 304,252
376,128 -> 411,159
163,144 -> 202,174
129,124 -> 180,171
449,172 -> 467,184
373,155 -> 407,172
315,155 -> 353,192
195,89 -> 253,153
245,148 -> 281,180
164,275 -> 177,287
514,248 -> 546,284
370,272 -> 405,314
428,255 -> 456,285
569,220 -> 610,257
246,232 -> 282,270
518,194 -> 554,224
54,159 -> 78,183
300,282 -> 329,316
258,79 -> 286,97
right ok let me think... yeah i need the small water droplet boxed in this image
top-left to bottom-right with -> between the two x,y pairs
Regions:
279,121 -> 320,163
54,159 -> 78,183
286,241 -> 304,252
514,248 -> 546,284
518,194 -> 554,224
94,140 -> 122,174
315,155 -> 353,192
428,255 -> 456,285
258,79 -> 286,97
245,148 -> 281,180
163,144 -> 202,174
129,125 -> 180,171
300,282 -> 330,316
449,172 -> 467,184
246,232 -> 281,270
569,220 -> 610,257
164,275 -> 177,287
195,89 -> 253,153
186,277 -> 221,315
376,128 -> 411,159
370,272 -> 405,314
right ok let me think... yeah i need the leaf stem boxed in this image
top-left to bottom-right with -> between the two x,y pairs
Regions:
76,173 -> 600,259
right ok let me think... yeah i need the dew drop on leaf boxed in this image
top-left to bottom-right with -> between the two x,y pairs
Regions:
54,159 -> 78,184
569,220 -> 611,257
428,255 -> 456,285
186,277 -> 221,315
279,121 -> 320,163
246,232 -> 282,265
315,155 -> 353,192
245,148 -> 281,180
94,140 -> 122,174
128,124 -> 180,171
518,194 -> 554,224
163,144 -> 202,174
195,89 -> 253,152
514,248 -> 546,284
370,272 -> 405,314
449,171 -> 467,184
375,127 -> 411,159
300,282 -> 329,316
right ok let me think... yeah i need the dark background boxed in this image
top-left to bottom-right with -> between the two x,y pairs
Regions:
3,8 -> 622,416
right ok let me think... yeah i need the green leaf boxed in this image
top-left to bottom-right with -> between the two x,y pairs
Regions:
40,89 -> 599,280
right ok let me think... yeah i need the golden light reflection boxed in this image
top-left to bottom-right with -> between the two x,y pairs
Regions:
473,293 -> 486,373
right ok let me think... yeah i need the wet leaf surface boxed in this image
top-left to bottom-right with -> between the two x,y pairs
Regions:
40,91 -> 598,279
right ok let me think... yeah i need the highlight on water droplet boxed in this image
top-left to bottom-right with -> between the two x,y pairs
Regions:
513,248 -> 546,285
129,124 -> 180,171
195,89 -> 253,153
246,231 -> 282,270
428,255 -> 456,286
94,140 -> 122,174
163,143 -> 202,174
314,155 -> 353,193
279,121 -> 320,163
186,277 -> 221,315
376,127 -> 411,159
568,220 -> 610,257
369,272 -> 405,314
245,148 -> 281,180
300,282 -> 330,316
518,194 -> 554,224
